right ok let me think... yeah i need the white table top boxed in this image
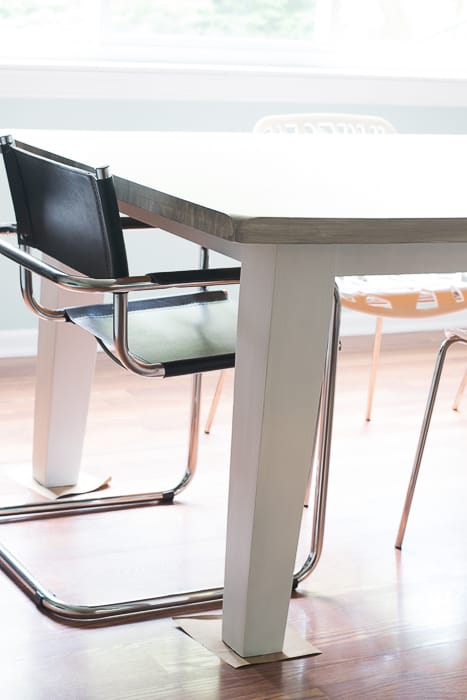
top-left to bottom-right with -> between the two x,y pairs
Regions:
9,130 -> 467,245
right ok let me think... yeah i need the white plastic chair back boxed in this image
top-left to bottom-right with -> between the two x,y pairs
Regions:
253,113 -> 396,135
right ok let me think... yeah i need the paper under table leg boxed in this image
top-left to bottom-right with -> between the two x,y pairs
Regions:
32,280 -> 100,488
222,244 -> 336,657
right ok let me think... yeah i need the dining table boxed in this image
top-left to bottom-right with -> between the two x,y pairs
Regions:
5,129 -> 467,658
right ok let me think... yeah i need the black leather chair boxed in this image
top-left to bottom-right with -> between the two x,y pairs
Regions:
0,135 -> 241,621
0,135 -> 340,624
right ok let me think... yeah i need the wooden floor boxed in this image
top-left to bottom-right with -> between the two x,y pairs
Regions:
1,334 -> 467,699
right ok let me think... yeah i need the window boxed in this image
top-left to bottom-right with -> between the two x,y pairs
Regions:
1,1 -> 467,76
1,1 -> 316,64
314,0 -> 467,76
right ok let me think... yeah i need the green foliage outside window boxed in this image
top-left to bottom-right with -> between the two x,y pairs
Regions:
0,0 -> 316,40
106,0 -> 315,39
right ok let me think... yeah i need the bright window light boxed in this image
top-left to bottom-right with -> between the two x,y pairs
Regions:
0,0 -> 466,75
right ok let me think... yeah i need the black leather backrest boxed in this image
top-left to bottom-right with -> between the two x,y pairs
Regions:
1,139 -> 129,278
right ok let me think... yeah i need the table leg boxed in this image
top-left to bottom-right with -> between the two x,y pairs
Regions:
222,244 -> 336,657
32,280 -> 100,487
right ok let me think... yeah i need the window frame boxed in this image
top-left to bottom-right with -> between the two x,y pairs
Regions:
1,59 -> 467,109
1,0 -> 467,107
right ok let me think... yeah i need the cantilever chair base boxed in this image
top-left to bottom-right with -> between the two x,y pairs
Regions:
1,488 -> 178,522
0,369 -> 204,524
0,540 -> 224,624
0,287 -> 340,624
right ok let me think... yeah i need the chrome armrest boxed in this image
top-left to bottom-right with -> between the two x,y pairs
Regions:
148,267 -> 240,286
0,237 -> 240,323
0,238 -> 240,294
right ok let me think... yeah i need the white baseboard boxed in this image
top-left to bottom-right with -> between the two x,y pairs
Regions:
1,308 -> 467,360
0,328 -> 38,358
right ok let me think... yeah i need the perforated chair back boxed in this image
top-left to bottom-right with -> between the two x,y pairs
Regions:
254,112 -> 396,135
339,274 -> 467,319
1,136 -> 129,278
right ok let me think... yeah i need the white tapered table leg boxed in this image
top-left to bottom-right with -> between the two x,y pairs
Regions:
32,279 -> 101,488
222,244 -> 336,657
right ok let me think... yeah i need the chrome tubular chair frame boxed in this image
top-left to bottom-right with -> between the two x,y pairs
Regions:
293,285 -> 341,588
0,285 -> 340,624
395,331 -> 465,549
0,371 -> 202,521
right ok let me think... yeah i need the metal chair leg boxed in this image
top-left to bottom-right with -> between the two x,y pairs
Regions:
0,372 -> 216,622
293,285 -> 341,588
0,372 -> 203,522
365,315 -> 383,422
395,334 -> 466,549
452,368 -> 467,411
0,541 -> 224,624
204,370 -> 227,434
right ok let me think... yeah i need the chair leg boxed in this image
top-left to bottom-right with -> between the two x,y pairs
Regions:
395,335 -> 465,549
199,243 -> 227,437
303,460 -> 313,508
303,384 -> 326,508
0,540 -> 224,623
0,372 -> 204,522
293,285 -> 341,588
204,370 -> 227,434
0,371 -> 219,623
176,373 -> 203,492
452,368 -> 467,411
365,315 -> 383,422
